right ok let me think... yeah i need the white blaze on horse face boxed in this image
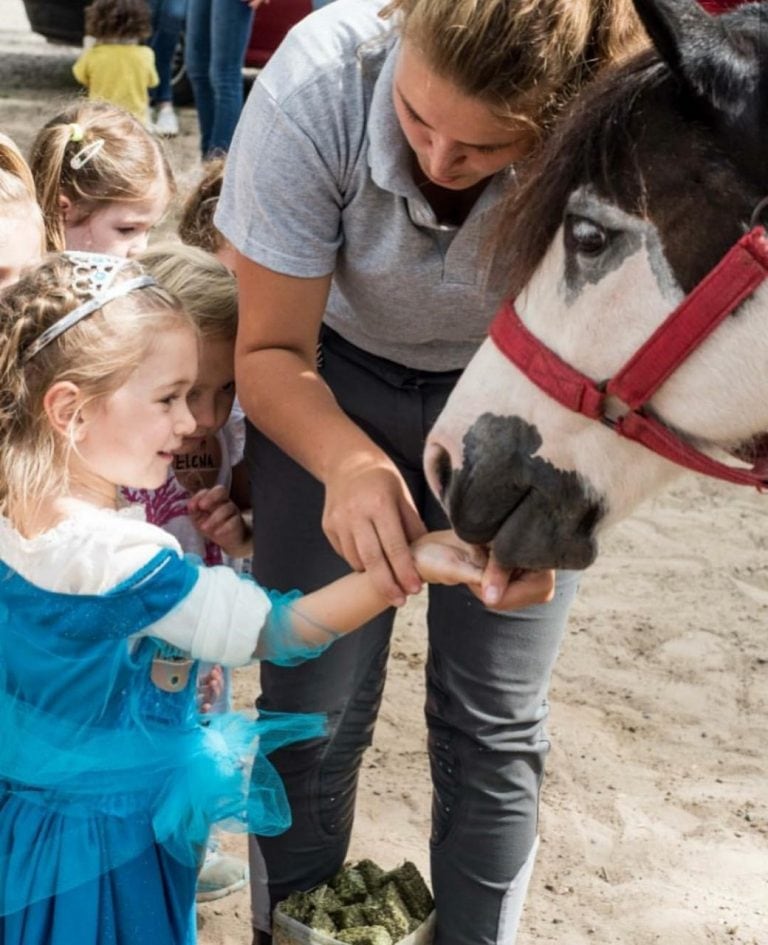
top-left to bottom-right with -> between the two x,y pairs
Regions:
428,185 -> 768,531
428,188 -> 683,527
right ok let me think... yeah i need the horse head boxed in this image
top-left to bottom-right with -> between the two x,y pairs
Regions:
425,0 -> 768,570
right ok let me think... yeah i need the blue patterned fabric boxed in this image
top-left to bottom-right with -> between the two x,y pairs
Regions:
0,549 -> 325,944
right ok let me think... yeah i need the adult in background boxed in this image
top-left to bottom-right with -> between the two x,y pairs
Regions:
185,0 -> 266,157
147,0 -> 187,136
217,1 -> 647,942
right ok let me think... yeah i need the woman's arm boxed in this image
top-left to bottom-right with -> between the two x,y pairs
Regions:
234,254 -> 426,606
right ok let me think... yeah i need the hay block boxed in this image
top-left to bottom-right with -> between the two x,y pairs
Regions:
330,867 -> 369,904
306,908 -> 337,934
332,904 -> 370,930
277,889 -> 313,923
386,861 -> 434,921
356,859 -> 387,893
307,884 -> 343,913
335,926 -> 393,945
363,883 -> 410,940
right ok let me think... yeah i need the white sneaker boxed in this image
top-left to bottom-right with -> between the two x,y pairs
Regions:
196,847 -> 249,902
153,105 -> 179,137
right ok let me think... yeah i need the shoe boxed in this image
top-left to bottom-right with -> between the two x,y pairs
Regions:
153,104 -> 179,137
196,848 -> 249,902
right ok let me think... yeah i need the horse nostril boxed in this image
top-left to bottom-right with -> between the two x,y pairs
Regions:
433,446 -> 453,497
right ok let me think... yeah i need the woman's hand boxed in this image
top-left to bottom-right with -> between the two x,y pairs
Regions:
322,453 -> 427,607
473,556 -> 556,610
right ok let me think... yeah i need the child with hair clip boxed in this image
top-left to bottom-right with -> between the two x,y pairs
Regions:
0,251 -> 489,945
0,132 -> 44,289
29,100 -> 174,256
73,0 -> 159,126
125,241 -> 251,901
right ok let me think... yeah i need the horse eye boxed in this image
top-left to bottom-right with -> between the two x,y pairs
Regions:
565,214 -> 609,256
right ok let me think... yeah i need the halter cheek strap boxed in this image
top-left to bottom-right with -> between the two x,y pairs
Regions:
489,225 -> 768,489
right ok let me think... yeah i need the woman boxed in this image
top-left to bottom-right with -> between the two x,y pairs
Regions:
185,0 -> 266,157
217,1 -> 646,942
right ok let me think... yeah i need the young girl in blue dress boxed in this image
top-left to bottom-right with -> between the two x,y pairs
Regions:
0,251 -> 488,945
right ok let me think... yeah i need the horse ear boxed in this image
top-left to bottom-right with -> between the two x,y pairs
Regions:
631,0 -> 760,116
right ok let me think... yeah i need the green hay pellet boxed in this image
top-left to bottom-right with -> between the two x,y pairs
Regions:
332,904 -> 369,930
387,861 -> 434,921
308,883 -> 343,913
307,907 -> 337,934
335,926 -> 393,945
331,867 -> 369,904
276,889 -> 312,923
355,859 -> 387,893
363,884 -> 410,940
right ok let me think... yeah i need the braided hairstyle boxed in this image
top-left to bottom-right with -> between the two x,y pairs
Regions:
0,254 -> 190,532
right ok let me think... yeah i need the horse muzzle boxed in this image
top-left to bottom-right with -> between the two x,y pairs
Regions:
424,412 -> 605,571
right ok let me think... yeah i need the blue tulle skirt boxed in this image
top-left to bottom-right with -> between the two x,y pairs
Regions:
0,550 -> 330,944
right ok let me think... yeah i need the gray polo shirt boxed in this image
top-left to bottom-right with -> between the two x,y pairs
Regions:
216,0 -> 513,371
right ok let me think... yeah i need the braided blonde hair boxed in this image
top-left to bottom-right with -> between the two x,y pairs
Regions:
0,255 -> 192,532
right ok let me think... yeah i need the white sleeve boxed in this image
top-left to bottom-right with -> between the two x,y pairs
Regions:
149,565 -> 272,667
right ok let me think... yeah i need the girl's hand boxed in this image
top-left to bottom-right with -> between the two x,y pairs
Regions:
411,530 -> 486,586
412,530 -> 556,610
188,485 -> 252,559
322,454 -> 427,607
197,664 -> 224,714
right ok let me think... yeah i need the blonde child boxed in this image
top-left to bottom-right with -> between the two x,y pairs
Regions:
124,242 -> 251,900
29,100 -> 174,255
0,133 -> 44,289
0,251 -> 487,945
73,0 -> 159,126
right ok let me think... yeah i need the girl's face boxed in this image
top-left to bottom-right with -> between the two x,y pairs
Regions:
62,176 -> 171,258
71,326 -> 198,500
179,334 -> 236,452
393,41 -> 536,191
0,206 -> 43,289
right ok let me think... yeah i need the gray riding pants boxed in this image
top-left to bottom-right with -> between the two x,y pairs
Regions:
247,329 -> 578,945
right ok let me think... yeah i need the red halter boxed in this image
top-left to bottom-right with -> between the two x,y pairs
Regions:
489,225 -> 768,489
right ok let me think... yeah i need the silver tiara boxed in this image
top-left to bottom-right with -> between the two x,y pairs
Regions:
24,252 -> 158,362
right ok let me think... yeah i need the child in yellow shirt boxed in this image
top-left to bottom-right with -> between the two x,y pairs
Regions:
73,0 -> 159,126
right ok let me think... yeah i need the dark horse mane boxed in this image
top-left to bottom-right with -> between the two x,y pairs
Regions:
497,4 -> 768,301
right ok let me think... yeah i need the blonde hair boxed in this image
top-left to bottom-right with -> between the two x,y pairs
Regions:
29,101 -> 176,252
177,158 -> 226,256
138,242 -> 237,340
380,0 -> 648,133
0,254 -> 193,531
0,132 -> 45,252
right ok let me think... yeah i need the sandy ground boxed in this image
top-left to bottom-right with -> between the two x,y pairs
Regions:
1,4 -> 766,942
